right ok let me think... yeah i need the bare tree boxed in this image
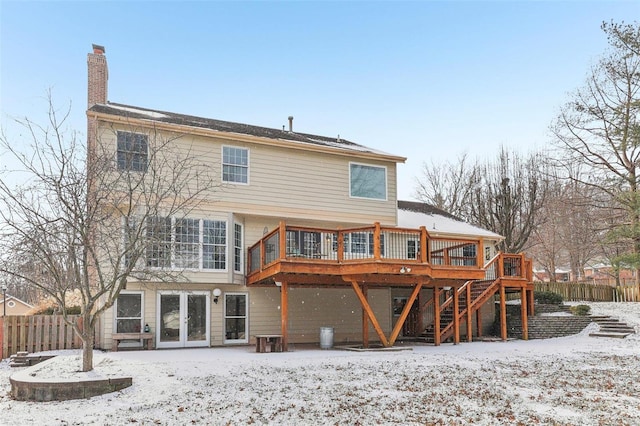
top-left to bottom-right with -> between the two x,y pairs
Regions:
551,20 -> 640,283
413,152 -> 477,218
0,96 -> 214,371
469,147 -> 549,253
415,147 -> 548,253
529,176 -> 602,281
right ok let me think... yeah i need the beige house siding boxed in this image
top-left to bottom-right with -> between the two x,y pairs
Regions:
96,123 -> 399,227
248,287 -> 391,345
100,283 -> 392,350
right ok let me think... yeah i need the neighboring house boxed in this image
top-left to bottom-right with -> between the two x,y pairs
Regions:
87,45 -> 533,351
0,295 -> 34,316
583,263 -> 636,286
533,268 -> 571,283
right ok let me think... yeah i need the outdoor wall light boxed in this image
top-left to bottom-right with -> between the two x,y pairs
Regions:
213,288 -> 222,304
275,281 -> 282,287
400,266 -> 412,274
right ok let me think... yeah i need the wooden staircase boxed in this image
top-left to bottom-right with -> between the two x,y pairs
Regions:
421,278 -> 500,343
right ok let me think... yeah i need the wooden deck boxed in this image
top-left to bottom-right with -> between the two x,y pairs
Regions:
246,221 -> 534,350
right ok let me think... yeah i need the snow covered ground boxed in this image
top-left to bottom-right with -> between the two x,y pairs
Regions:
1,302 -> 639,425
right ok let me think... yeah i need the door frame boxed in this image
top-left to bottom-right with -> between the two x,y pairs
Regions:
156,290 -> 211,348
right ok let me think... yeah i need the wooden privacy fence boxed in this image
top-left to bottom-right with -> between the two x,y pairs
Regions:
532,282 -> 640,302
613,284 -> 640,302
1,315 -> 85,360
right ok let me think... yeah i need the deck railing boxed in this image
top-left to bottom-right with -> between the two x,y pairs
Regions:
248,221 -> 487,275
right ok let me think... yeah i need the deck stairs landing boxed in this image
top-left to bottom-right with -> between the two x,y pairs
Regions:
589,316 -> 637,339
421,278 -> 499,343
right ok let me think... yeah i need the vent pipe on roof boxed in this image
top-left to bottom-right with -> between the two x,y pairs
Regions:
288,116 -> 293,132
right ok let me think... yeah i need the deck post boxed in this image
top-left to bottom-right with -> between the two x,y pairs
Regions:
416,291 -> 423,338
466,282 -> 473,342
527,288 -> 535,316
280,281 -> 289,351
434,287 -> 441,346
499,284 -> 507,341
278,221 -> 287,260
476,308 -> 483,337
389,281 -> 423,346
362,284 -> 369,348
373,222 -> 381,261
452,285 -> 460,345
419,226 -> 428,263
477,238 -> 484,267
520,287 -> 528,340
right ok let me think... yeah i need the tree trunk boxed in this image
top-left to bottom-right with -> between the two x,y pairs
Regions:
80,313 -> 94,372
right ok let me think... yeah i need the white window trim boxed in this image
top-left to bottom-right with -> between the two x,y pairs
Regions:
348,162 -> 388,201
116,131 -> 148,172
233,222 -> 244,273
221,145 -> 250,185
224,292 -> 249,344
202,218 -> 229,272
143,217 -> 229,273
113,291 -> 145,334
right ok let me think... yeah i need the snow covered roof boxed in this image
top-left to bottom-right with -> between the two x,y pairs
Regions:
89,102 -> 405,162
397,201 -> 503,240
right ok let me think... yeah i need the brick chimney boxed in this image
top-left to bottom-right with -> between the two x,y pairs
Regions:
87,44 -> 108,108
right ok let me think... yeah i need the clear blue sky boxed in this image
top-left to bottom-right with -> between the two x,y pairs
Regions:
1,1 -> 638,200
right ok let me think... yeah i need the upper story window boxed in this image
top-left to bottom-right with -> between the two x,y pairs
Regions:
349,163 -> 387,200
222,146 -> 249,184
117,132 -> 148,172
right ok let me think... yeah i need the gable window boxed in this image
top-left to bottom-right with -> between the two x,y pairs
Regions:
222,146 -> 249,184
349,163 -> 387,200
117,132 -> 148,172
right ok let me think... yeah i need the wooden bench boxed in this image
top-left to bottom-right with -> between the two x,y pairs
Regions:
112,332 -> 154,351
254,334 -> 283,353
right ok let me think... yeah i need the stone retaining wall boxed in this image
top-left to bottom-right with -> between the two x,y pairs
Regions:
10,375 -> 132,401
500,303 -> 593,339
9,357 -> 132,401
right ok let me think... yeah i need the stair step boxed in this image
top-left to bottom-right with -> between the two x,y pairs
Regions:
600,325 -> 635,333
589,332 -> 633,339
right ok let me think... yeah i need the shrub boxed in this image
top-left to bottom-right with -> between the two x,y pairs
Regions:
534,291 -> 563,305
32,306 -> 82,315
570,304 -> 591,316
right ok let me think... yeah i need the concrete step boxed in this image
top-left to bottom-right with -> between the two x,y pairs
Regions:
600,325 -> 635,331
589,332 -> 633,339
588,315 -> 636,339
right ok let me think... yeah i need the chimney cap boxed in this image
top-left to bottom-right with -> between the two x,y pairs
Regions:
92,44 -> 105,55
